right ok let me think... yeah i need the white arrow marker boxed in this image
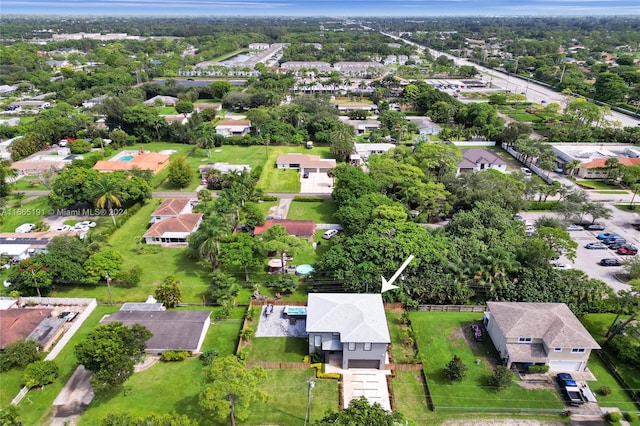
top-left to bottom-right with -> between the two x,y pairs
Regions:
381,255 -> 414,293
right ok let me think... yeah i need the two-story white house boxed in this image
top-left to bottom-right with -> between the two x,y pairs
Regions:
306,293 -> 390,370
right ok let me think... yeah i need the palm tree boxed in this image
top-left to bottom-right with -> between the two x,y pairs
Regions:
565,159 -> 582,177
192,217 -> 229,270
93,177 -> 124,225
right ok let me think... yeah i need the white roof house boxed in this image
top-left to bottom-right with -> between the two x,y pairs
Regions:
215,120 -> 251,137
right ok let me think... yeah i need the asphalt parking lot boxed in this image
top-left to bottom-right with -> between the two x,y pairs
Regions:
517,210 -> 636,293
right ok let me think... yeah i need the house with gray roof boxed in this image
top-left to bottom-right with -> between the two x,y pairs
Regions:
483,302 -> 600,372
457,148 -> 507,175
306,293 -> 390,369
101,310 -> 210,355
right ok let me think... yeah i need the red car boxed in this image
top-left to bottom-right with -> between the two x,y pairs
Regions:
617,247 -> 638,256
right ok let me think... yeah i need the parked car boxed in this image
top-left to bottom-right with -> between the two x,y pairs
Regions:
597,233 -> 620,240
585,242 -> 608,249
322,229 -> 339,240
618,246 -> 638,255
303,172 -> 309,179
586,223 -> 605,231
556,373 -> 585,406
603,237 -> 626,245
55,225 -> 71,231
15,223 -> 35,233
599,258 -> 622,267
512,214 -> 524,221
521,167 -> 532,177
80,221 -> 96,228
566,224 -> 583,231
608,242 -> 628,250
551,262 -> 572,270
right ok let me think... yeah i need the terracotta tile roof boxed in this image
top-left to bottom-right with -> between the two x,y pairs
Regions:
93,152 -> 170,174
0,309 -> 53,349
581,157 -> 640,169
253,219 -> 315,237
143,213 -> 203,237
152,199 -> 191,217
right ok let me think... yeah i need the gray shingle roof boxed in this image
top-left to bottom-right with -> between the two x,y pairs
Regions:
487,302 -> 600,349
306,294 -> 390,343
101,310 -> 210,352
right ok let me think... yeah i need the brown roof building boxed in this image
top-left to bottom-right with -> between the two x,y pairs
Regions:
143,213 -> 203,246
0,308 -> 53,349
253,219 -> 315,241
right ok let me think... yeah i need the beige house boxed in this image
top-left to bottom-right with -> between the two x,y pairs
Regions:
484,302 -> 600,372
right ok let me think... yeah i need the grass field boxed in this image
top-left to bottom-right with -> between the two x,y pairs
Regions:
575,180 -> 623,190
0,196 -> 51,232
257,146 -> 332,193
0,367 -> 25,407
10,176 -> 48,191
16,305 -> 120,426
78,316 -> 243,426
410,311 -> 565,412
242,336 -> 308,362
286,200 -> 337,223
52,201 -> 211,303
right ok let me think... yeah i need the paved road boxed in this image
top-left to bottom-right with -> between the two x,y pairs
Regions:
380,32 -> 640,128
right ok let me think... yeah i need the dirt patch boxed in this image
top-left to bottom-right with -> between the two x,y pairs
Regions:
447,325 -> 467,348
517,380 -> 554,390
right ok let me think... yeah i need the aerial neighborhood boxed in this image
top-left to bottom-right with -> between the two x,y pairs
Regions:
0,14 -> 640,426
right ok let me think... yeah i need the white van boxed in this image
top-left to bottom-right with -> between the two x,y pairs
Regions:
322,229 -> 339,240
15,223 -> 35,233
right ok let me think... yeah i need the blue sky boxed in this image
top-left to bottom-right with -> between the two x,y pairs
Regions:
2,0 -> 639,16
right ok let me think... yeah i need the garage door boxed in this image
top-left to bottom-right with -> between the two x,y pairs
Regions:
548,361 -> 582,372
347,360 -> 380,369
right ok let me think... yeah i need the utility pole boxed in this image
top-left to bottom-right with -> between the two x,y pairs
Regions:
304,379 -> 315,426
105,271 -> 112,305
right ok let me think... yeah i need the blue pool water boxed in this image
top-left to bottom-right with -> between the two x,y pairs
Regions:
284,306 -> 307,316
119,155 -> 134,162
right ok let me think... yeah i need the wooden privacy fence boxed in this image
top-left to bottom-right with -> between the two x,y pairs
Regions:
246,361 -> 309,369
417,305 -> 487,313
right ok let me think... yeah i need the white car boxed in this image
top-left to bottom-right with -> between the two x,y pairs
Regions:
551,262 -> 572,270
322,229 -> 339,240
56,225 -> 71,231
72,224 -> 90,232
566,224 -> 583,232
80,221 -> 96,228
15,223 -> 35,233
521,167 -> 532,177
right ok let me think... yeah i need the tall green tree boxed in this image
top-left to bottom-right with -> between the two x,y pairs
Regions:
199,355 -> 267,426
167,155 -> 193,188
314,396 -> 404,426
75,322 -> 152,393
329,123 -> 355,162
154,275 -> 183,308
92,174 -> 124,225
261,225 -> 305,275
188,216 -> 230,270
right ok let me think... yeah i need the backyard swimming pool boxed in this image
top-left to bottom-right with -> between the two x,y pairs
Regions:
118,155 -> 134,162
284,306 -> 307,316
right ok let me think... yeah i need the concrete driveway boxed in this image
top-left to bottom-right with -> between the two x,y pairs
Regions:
300,172 -> 333,194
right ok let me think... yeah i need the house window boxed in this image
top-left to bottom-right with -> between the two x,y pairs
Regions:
554,347 -> 562,352
364,342 -> 372,351
571,348 -> 585,353
314,335 -> 321,347
518,337 -> 532,343
348,342 -> 356,351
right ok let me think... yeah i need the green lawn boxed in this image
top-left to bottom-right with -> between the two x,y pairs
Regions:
257,146 -> 332,193
584,353 -> 639,413
410,312 -> 565,412
575,180 -> 623,190
259,168 -> 301,193
242,336 -> 308,362
17,305 -> 120,426
287,200 -> 337,223
78,316 -> 242,426
52,201 -> 211,303
256,200 -> 279,217
0,368 -> 25,407
11,176 -> 48,191
0,196 -> 51,232
593,190 -> 629,194
387,311 -> 419,364
581,314 -> 640,393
